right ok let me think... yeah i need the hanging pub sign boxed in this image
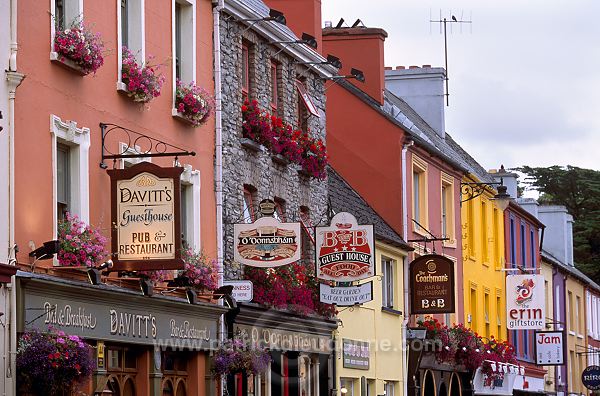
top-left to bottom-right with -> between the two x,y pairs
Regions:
233,215 -> 301,268
582,366 -> 600,390
534,330 -> 565,366
506,274 -> 545,330
108,162 -> 183,271
319,282 -> 373,306
315,212 -> 375,282
409,254 -> 455,314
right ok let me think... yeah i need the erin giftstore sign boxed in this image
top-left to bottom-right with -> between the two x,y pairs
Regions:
315,212 -> 375,282
506,274 -> 545,330
409,254 -> 455,314
108,162 -> 184,271
19,278 -> 221,349
234,215 -> 301,268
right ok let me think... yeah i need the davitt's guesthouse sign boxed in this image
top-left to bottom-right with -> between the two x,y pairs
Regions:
108,162 -> 184,271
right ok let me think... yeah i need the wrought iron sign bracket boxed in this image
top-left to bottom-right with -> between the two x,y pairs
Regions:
99,123 -> 196,169
460,181 -> 503,203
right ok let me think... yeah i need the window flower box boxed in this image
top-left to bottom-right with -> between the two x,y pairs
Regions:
57,212 -> 107,268
240,137 -> 262,153
50,52 -> 88,75
120,46 -> 165,103
271,153 -> 289,166
52,23 -> 105,75
174,80 -> 214,127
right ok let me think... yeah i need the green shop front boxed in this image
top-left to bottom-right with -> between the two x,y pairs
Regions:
17,272 -> 227,395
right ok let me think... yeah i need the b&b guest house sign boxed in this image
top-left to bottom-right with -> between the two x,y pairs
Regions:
315,212 -> 375,282
108,162 -> 183,271
409,254 -> 455,314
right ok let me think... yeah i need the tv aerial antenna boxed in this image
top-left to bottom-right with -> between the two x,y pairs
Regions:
430,10 -> 472,106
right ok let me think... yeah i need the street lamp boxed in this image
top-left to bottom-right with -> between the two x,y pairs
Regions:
460,180 -> 512,211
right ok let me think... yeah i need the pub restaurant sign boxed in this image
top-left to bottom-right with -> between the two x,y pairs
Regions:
108,162 -> 184,271
234,216 -> 301,268
409,254 -> 455,314
315,212 -> 375,282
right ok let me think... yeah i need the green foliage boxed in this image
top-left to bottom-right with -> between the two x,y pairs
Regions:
516,165 -> 600,282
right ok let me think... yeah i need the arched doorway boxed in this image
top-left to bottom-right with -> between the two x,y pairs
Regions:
422,370 -> 436,396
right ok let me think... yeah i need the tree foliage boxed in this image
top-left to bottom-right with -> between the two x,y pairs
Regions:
517,166 -> 600,282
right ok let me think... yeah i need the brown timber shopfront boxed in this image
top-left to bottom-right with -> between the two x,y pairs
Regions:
17,272 -> 227,395
228,304 -> 337,396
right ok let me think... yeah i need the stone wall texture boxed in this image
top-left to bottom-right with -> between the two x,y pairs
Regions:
219,15 -> 328,279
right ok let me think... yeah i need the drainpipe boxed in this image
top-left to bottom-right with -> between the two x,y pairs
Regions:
401,139 -> 413,396
6,1 -> 23,394
213,2 -> 225,396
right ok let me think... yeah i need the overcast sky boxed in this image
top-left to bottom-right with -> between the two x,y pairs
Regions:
322,1 -> 600,172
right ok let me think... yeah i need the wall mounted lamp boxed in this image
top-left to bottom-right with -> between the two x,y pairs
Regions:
272,33 -> 318,50
324,68 -> 365,83
29,240 -> 59,261
296,54 -> 342,69
460,180 -> 512,211
87,259 -> 113,285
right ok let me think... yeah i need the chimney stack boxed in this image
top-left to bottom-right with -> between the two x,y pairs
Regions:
490,165 -> 519,199
322,24 -> 388,104
538,205 -> 575,267
385,66 -> 447,138
263,0 -> 323,52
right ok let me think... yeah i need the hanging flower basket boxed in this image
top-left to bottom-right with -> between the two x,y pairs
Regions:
174,248 -> 219,291
213,339 -> 271,376
57,212 -> 107,267
17,328 -> 95,396
174,80 -> 214,127
53,23 -> 105,75
120,46 -> 165,103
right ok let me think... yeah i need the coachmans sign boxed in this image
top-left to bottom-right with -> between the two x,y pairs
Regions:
108,162 -> 184,271
409,254 -> 455,314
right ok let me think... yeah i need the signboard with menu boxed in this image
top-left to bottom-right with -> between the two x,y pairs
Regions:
108,162 -> 183,271
534,330 -> 565,365
506,274 -> 545,330
319,282 -> 373,306
409,254 -> 455,314
233,216 -> 301,268
343,339 -> 370,370
315,212 -> 375,282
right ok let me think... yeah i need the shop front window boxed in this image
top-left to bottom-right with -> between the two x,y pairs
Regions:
162,350 -> 189,396
105,345 -> 140,396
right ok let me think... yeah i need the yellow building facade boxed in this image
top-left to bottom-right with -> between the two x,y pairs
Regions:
336,241 -> 408,396
461,175 -> 507,341
565,276 -> 588,395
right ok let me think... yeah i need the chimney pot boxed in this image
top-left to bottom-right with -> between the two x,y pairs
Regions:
324,21 -> 332,28
384,66 -> 392,70
395,66 -> 405,70
409,65 -> 419,69
422,64 -> 431,68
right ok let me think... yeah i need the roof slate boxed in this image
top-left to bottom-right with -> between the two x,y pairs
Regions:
327,168 -> 411,251
542,250 -> 600,292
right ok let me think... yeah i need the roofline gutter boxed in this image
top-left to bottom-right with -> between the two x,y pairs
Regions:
223,0 -> 337,78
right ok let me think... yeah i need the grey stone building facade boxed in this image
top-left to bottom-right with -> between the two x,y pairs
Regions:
219,1 -> 334,280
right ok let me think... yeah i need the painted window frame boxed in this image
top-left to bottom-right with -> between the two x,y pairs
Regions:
242,185 -> 256,224
496,291 -> 502,338
493,207 -> 500,268
50,0 -> 84,55
56,143 -> 71,221
172,0 -> 196,103
117,0 -> 145,89
568,290 -> 575,334
382,256 -> 395,309
50,114 -> 90,239
296,77 -> 309,132
530,229 -> 536,267
241,42 -> 250,100
484,289 -> 490,337
469,284 -> 477,330
180,165 -> 201,250
440,172 -> 455,247
520,222 -> 527,267
384,381 -> 395,396
481,199 -> 489,264
411,155 -> 428,235
509,216 -> 517,267
270,60 -> 280,112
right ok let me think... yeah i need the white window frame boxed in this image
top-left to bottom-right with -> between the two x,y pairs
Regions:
117,0 -> 146,89
180,164 -> 201,251
50,114 -> 90,238
382,256 -> 395,309
172,0 -> 196,105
